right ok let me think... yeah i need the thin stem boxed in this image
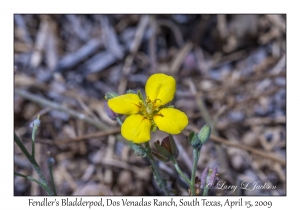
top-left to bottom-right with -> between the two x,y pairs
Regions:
170,157 -> 191,186
31,129 -> 36,159
31,115 -> 40,159
203,187 -> 209,196
14,132 -> 54,195
14,172 -> 45,187
191,148 -> 200,196
14,132 -> 33,162
47,159 -> 57,196
116,116 -> 123,126
145,142 -> 169,195
96,111 -> 168,195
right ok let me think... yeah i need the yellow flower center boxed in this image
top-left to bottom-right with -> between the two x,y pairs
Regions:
146,104 -> 152,115
139,97 -> 161,121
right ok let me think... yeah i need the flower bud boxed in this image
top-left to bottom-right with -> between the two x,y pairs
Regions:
105,91 -> 118,100
30,115 -> 41,141
200,167 -> 218,193
153,135 -> 179,162
47,157 -> 55,165
208,167 -> 218,186
104,102 -> 117,121
188,131 -> 202,149
152,150 -> 170,162
168,135 -> 179,158
200,167 -> 209,189
30,117 -> 40,129
154,140 -> 171,160
197,124 -> 211,145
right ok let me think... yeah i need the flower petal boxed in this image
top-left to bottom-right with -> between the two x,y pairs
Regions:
153,108 -> 188,134
145,73 -> 176,106
108,94 -> 141,115
121,114 -> 152,143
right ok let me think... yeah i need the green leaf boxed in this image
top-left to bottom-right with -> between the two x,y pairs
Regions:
126,89 -> 136,94
105,92 -> 118,100
137,90 -> 144,101
128,142 -> 147,157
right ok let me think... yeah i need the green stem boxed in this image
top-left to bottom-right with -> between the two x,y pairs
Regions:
145,142 -> 169,195
31,129 -> 36,159
170,157 -> 191,186
116,116 -> 123,126
47,159 -> 57,196
115,116 -> 168,195
14,132 -> 54,195
31,115 -> 40,159
203,187 -> 209,196
191,148 -> 200,196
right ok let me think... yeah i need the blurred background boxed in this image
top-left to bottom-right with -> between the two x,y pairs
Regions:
14,14 -> 286,196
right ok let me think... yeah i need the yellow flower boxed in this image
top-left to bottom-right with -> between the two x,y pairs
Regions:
108,73 -> 188,143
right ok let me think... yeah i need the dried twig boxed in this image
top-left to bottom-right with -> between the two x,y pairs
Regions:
14,14 -> 33,47
186,126 -> 285,166
157,19 -> 184,47
58,163 -> 78,191
15,89 -> 109,130
96,157 -> 151,181
148,16 -> 158,73
169,41 -> 193,74
30,18 -> 49,68
210,134 -> 285,165
55,38 -> 103,72
36,128 -> 120,145
119,15 -> 149,94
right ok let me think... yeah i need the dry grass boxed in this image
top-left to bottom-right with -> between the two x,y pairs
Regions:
14,14 -> 286,196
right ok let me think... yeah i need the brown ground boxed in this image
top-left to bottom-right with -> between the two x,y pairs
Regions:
14,14 -> 286,196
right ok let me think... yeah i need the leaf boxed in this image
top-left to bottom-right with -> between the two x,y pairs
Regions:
128,142 -> 147,157
137,90 -> 144,101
